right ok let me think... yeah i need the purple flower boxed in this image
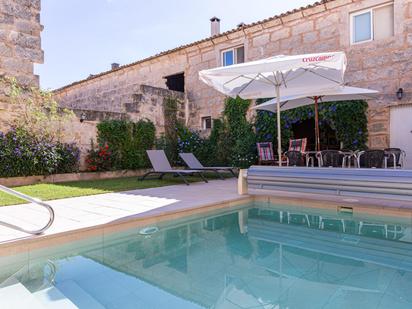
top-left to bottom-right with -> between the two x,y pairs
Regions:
14,147 -> 22,156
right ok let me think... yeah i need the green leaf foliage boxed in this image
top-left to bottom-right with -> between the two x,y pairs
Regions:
0,128 -> 80,177
93,119 -> 156,170
254,99 -> 368,151
172,97 -> 257,169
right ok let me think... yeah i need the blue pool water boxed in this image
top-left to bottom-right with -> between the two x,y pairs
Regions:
1,202 -> 412,308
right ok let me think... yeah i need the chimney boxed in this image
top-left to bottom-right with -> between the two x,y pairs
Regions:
111,63 -> 120,70
210,17 -> 220,36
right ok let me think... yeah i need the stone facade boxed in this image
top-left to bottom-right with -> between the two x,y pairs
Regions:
0,0 -> 42,85
59,85 -> 184,168
54,0 -> 412,150
0,0 -> 43,131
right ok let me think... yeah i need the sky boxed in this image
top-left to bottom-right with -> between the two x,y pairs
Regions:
36,0 -> 316,90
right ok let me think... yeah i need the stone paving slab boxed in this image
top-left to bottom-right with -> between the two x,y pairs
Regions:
0,179 -> 243,244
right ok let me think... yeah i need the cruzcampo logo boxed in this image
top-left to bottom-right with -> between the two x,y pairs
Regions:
302,55 -> 334,62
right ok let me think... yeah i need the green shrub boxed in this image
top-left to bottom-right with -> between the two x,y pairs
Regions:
92,119 -> 156,170
85,141 -> 114,172
254,100 -> 368,151
0,128 -> 80,177
169,97 -> 257,169
55,142 -> 80,174
208,119 -> 231,166
224,97 -> 257,168
163,97 -> 179,164
176,124 -> 212,165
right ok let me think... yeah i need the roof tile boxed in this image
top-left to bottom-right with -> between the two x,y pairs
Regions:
55,0 -> 341,92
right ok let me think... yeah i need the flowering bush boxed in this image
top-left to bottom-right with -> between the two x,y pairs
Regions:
255,100 -> 368,151
94,119 -> 155,170
0,128 -> 80,177
177,126 -> 203,153
171,98 -> 257,169
55,142 -> 80,173
85,143 -> 113,172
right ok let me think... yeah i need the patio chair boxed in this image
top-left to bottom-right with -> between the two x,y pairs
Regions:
288,138 -> 307,153
179,153 -> 237,179
357,149 -> 387,168
288,138 -> 311,166
384,148 -> 406,169
316,150 -> 345,167
140,150 -> 208,185
256,142 -> 277,165
284,150 -> 305,166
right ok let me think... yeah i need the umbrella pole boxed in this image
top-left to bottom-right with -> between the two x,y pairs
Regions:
276,84 -> 282,167
314,96 -> 320,152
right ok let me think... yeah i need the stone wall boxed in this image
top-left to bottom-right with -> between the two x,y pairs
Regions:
59,85 -> 184,168
0,0 -> 43,131
56,0 -> 412,149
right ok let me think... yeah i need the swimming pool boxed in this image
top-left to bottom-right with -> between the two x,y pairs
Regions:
0,201 -> 411,308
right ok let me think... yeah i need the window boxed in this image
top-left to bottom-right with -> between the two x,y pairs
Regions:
222,46 -> 245,66
350,3 -> 394,44
201,116 -> 212,130
353,12 -> 372,43
165,73 -> 184,92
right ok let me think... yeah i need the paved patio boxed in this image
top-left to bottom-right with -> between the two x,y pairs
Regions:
0,179 -> 244,244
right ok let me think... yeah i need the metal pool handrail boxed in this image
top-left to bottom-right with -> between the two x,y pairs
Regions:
0,184 -> 55,235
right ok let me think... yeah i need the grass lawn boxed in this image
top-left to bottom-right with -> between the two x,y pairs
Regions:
0,174 -> 231,206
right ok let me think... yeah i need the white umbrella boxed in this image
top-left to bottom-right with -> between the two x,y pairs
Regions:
252,86 -> 379,151
199,52 -> 347,165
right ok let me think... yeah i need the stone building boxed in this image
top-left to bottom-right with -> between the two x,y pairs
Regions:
55,0 -> 412,164
0,0 -> 43,131
0,0 -> 42,86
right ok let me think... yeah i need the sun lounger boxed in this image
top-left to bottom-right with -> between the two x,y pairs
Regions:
140,150 -> 208,185
179,153 -> 237,179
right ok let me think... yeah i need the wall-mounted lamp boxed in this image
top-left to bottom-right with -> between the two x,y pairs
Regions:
396,88 -> 404,100
80,112 -> 87,123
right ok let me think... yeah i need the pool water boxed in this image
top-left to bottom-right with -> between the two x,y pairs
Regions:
1,202 -> 412,308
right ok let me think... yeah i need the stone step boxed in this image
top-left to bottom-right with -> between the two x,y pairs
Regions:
55,280 -> 105,309
0,280 -> 45,309
33,285 -> 78,309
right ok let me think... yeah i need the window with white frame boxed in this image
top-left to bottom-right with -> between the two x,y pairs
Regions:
201,116 -> 212,130
222,46 -> 245,66
350,3 -> 394,44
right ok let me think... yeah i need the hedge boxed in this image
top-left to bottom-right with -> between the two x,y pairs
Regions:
0,128 -> 80,177
86,119 -> 156,171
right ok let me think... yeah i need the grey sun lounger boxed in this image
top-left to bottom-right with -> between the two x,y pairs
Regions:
179,153 -> 237,179
140,150 -> 208,185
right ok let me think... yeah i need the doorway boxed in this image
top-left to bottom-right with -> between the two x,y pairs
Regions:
292,119 -> 339,151
390,105 -> 412,169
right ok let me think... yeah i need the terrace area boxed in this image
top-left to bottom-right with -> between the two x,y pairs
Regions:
1,0 -> 412,308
